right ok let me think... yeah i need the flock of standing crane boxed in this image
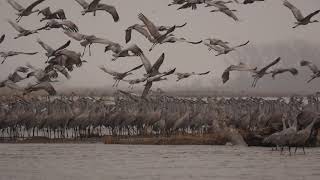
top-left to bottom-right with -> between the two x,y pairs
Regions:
0,0 -> 320,152
0,91 -> 319,154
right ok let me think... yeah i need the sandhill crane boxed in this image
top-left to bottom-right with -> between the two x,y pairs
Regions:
157,23 -> 187,31
27,63 -> 70,81
136,51 -> 175,98
99,64 -> 143,87
125,23 -> 187,44
37,39 -> 71,61
117,90 -> 141,102
300,60 -> 320,83
7,0 -> 45,22
283,0 -> 320,28
37,20 -> 79,32
64,31 -> 119,56
7,20 -> 38,39
175,71 -> 210,81
278,117 -> 298,155
177,0 -> 206,10
263,114 -> 287,150
242,0 -> 264,4
142,68 -> 176,99
251,57 -> 281,87
0,67 -> 29,91
74,0 -> 119,22
210,8 -> 238,21
23,81 -> 57,96
8,66 -> 29,83
138,52 -> 165,78
38,7 -> 66,22
161,36 -> 203,46
168,0 -> 186,6
289,117 -> 318,154
204,38 -> 230,49
0,51 -> 38,64
138,13 -> 177,51
105,44 -> 143,61
269,68 -> 298,79
0,35 -> 5,44
47,49 -> 86,71
222,62 -> 257,83
26,63 -> 57,82
203,39 -> 249,56
122,77 -> 147,89
205,1 -> 239,21
0,79 -> 23,91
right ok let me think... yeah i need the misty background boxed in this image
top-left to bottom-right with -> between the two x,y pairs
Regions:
0,0 -> 320,96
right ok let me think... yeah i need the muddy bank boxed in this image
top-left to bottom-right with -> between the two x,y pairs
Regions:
104,134 -> 232,145
0,137 -> 104,144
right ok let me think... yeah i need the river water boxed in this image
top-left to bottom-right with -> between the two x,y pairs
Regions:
0,144 -> 320,180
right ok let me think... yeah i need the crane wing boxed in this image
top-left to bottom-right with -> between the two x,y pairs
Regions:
300,60 -> 319,74
25,0 -> 45,13
0,34 -> 5,44
63,31 -> 86,41
7,0 -> 24,11
151,53 -> 165,72
124,64 -> 144,74
75,0 -> 89,9
7,19 -> 26,32
137,51 -> 152,73
141,82 -> 153,99
88,0 -> 100,9
99,66 -> 121,76
271,68 -> 298,78
283,0 -> 304,21
138,13 -> 161,39
37,38 -> 54,53
97,4 -> 119,22
259,57 -> 281,73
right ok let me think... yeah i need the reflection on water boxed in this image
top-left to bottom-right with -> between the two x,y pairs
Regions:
0,144 -> 320,180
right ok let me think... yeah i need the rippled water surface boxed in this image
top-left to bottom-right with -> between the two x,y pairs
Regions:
0,144 -> 320,180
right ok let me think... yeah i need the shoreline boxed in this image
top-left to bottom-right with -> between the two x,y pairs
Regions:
0,134 -> 238,145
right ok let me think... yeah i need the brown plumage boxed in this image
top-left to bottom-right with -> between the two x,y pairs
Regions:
37,20 -> 79,32
222,62 -> 257,84
270,68 -> 298,79
24,81 -> 57,96
0,35 -> 5,44
300,60 -> 320,83
38,7 -> 67,21
74,0 -> 119,22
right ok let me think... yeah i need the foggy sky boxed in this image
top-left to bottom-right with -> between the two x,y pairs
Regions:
1,0 -> 320,95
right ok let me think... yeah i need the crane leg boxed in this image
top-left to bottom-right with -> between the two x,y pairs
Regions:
88,44 -> 92,56
292,24 -> 300,29
1,57 -> 7,64
16,16 -> 22,22
303,147 -> 305,154
251,79 -> 255,87
149,43 -> 157,52
294,147 -> 298,154
82,46 -> 87,57
288,146 -> 291,156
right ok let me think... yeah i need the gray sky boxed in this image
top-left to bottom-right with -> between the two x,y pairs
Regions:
1,0 -> 320,95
